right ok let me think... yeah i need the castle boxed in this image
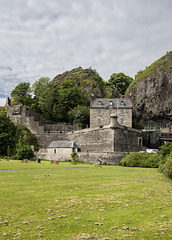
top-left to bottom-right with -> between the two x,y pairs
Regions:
6,97 -> 143,164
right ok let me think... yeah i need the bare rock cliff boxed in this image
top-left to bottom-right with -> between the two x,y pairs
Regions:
126,52 -> 172,125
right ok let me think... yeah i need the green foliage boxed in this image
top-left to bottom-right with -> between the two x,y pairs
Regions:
163,153 -> 172,178
31,77 -> 50,97
11,82 -> 33,106
0,112 -> 16,156
120,152 -> 160,168
73,110 -> 84,125
15,139 -> 33,160
71,152 -> 79,164
16,125 -> 40,151
57,80 -> 86,122
107,72 -> 133,95
0,112 -> 39,157
38,82 -> 59,121
68,106 -> 90,126
158,142 -> 172,164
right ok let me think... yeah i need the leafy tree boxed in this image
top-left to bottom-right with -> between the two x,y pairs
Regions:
38,82 -> 59,121
73,110 -> 84,125
0,112 -> 16,156
11,82 -> 32,106
15,125 -> 40,151
107,72 -> 133,95
31,77 -> 50,97
68,106 -> 90,126
57,80 -> 85,122
15,139 -> 33,160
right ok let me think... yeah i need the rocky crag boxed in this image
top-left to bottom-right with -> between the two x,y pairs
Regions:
52,66 -> 120,100
125,51 -> 172,127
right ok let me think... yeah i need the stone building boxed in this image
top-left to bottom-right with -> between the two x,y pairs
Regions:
37,141 -> 80,161
90,98 -> 132,128
68,114 -> 143,164
6,97 -> 143,164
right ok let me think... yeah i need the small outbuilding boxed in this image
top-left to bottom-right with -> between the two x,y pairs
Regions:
47,141 -> 80,161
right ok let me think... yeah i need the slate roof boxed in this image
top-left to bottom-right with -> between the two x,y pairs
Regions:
48,141 -> 79,148
90,98 -> 132,109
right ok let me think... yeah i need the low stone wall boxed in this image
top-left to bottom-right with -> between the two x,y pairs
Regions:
78,152 -> 124,165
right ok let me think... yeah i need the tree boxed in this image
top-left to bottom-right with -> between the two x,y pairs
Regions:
57,80 -> 85,122
107,72 -> 133,95
38,82 -> 59,121
0,112 -> 16,156
15,138 -> 33,160
11,82 -> 32,106
31,77 -> 50,98
68,106 -> 90,126
73,110 -> 84,125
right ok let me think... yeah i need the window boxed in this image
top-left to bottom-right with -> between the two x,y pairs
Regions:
98,101 -> 102,106
138,138 -> 142,146
120,101 -> 125,106
98,118 -> 102,125
54,149 -> 56,154
120,118 -> 124,125
109,109 -> 113,115
97,109 -> 102,115
120,109 -> 124,115
109,101 -> 113,106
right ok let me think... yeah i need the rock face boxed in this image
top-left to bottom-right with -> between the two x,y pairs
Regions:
126,52 -> 172,126
52,67 -> 120,100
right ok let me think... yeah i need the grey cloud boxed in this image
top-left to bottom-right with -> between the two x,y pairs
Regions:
0,0 -> 171,103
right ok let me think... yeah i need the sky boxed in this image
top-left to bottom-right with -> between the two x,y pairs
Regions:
0,0 -> 172,106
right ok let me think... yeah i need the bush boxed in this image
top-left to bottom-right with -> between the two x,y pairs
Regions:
163,153 -> 172,178
120,152 -> 160,168
71,152 -> 79,164
15,141 -> 33,160
158,142 -> 172,165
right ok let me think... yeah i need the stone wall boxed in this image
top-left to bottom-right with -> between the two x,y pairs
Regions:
68,127 -> 114,152
78,152 -> 125,165
68,115 -> 143,154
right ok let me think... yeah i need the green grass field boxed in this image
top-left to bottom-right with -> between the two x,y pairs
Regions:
0,160 -> 171,240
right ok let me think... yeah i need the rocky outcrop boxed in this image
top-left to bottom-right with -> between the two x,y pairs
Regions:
126,52 -> 172,126
52,67 -> 120,99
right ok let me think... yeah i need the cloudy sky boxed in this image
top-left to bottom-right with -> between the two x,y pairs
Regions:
0,0 -> 172,106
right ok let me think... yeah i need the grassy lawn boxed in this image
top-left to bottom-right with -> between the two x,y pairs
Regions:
0,160 -> 171,240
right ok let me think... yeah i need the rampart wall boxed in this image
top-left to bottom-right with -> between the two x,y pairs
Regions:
68,115 -> 143,153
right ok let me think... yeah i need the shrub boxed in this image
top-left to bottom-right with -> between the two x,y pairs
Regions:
71,152 -> 79,164
163,153 -> 172,178
15,140 -> 33,160
158,142 -> 172,164
120,152 -> 160,168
